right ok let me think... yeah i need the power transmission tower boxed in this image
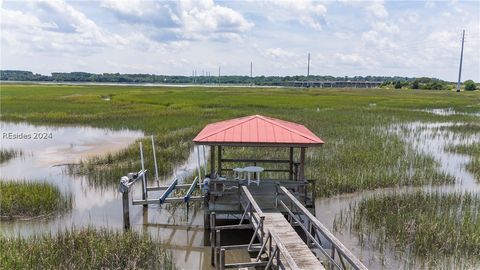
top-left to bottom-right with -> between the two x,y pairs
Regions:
307,53 -> 310,77
250,61 -> 253,86
218,66 -> 221,85
456,30 -> 465,92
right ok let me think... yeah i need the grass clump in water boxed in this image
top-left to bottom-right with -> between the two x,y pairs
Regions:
0,149 -> 22,164
0,181 -> 72,219
336,192 -> 480,267
0,227 -> 177,269
447,143 -> 480,182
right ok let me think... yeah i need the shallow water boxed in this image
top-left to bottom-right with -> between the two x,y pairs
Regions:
315,120 -> 480,269
0,121 -> 240,270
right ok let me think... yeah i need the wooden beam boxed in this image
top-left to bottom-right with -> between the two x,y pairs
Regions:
299,147 -> 306,181
220,158 -> 290,164
210,145 -> 215,178
289,147 -> 294,180
132,196 -> 204,205
217,145 -> 222,177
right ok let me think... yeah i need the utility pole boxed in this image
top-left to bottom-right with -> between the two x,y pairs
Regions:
456,29 -> 465,93
218,66 -> 221,85
250,61 -> 253,86
307,53 -> 310,77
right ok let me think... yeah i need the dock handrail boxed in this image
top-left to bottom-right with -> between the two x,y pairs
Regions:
277,186 -> 368,270
238,186 -> 265,250
241,186 -> 264,218
260,229 -> 299,270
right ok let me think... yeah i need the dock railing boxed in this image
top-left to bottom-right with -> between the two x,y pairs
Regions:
276,186 -> 368,270
239,186 -> 265,248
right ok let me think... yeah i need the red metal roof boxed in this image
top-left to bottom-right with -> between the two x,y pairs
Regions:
193,115 -> 324,146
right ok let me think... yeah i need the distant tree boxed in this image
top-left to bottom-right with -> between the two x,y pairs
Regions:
394,81 -> 402,89
464,80 -> 476,91
430,82 -> 444,90
411,80 -> 419,89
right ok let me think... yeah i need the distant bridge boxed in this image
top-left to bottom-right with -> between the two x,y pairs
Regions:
280,80 -> 383,88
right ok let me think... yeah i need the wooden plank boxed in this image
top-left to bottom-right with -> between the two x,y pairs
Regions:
224,261 -> 267,268
132,196 -> 203,205
146,184 -> 191,191
260,212 -> 325,270
221,158 -> 291,164
279,186 -> 367,270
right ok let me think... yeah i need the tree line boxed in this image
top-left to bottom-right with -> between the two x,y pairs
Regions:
0,70 -> 476,90
380,77 -> 477,91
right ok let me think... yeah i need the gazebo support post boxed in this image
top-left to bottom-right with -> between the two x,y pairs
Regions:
299,147 -> 306,182
210,145 -> 216,178
217,146 -> 222,177
289,147 -> 294,180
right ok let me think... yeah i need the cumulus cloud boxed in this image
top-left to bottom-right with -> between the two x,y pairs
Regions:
270,0 -> 327,30
1,0 -> 125,56
101,0 -> 253,42
341,0 -> 388,19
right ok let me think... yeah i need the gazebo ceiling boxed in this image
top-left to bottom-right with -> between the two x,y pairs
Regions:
193,115 -> 324,147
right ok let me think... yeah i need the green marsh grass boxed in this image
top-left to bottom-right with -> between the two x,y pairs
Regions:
0,149 -> 22,164
0,181 -> 72,219
334,192 -> 480,268
1,85 -> 479,196
0,227 -> 176,270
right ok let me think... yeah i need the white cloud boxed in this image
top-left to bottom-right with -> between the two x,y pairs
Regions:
334,52 -> 375,67
271,0 -> 327,30
263,48 -> 294,59
425,1 -> 435,8
1,0 -> 126,56
101,0 -> 253,42
342,0 -> 388,19
372,21 -> 400,34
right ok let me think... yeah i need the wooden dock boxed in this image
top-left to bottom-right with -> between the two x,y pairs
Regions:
207,180 -> 367,270
262,212 -> 325,270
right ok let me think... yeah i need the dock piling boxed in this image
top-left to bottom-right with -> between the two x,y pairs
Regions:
122,188 -> 130,230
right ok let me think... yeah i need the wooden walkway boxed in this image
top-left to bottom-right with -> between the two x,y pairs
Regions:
261,212 -> 326,270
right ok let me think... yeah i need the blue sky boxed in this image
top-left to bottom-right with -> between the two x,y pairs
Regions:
1,0 -> 479,81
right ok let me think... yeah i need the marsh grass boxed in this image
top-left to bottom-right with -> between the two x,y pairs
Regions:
0,227 -> 177,270
0,181 -> 72,219
1,85 -> 479,195
0,149 -> 22,164
334,192 -> 480,268
67,127 -> 195,186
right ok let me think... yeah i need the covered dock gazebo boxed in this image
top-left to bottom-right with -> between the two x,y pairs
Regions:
193,115 -> 324,182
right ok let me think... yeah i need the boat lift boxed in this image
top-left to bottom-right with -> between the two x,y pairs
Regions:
119,136 -> 206,230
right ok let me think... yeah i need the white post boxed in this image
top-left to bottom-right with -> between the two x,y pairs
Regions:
151,135 -> 159,182
140,142 -> 147,204
202,145 -> 207,176
196,146 -> 202,181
